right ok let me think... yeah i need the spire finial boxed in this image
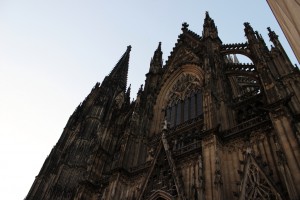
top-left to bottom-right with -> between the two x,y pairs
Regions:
149,42 -> 163,73
205,11 -> 210,19
267,27 -> 278,40
202,11 -> 218,39
138,84 -> 143,94
158,42 -> 161,50
244,22 -> 257,42
124,84 -> 131,105
244,22 -> 252,29
244,22 -> 255,34
127,84 -> 131,91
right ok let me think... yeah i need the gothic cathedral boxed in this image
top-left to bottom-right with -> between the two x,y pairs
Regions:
26,13 -> 300,200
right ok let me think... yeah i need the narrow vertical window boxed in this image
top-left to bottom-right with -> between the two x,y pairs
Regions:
176,101 -> 182,125
184,98 -> 189,122
190,94 -> 196,119
166,107 -> 171,124
170,104 -> 176,127
197,91 -> 203,116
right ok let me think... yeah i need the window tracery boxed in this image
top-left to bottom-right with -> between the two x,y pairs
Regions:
165,74 -> 203,128
238,155 -> 282,200
243,163 -> 280,199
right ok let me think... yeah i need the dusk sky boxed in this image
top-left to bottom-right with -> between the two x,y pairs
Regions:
0,1 -> 298,199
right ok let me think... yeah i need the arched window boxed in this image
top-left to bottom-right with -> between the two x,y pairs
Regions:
166,90 -> 203,128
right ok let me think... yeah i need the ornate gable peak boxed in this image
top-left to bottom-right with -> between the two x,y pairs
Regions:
181,22 -> 202,40
164,45 -> 201,79
164,23 -> 202,71
138,139 -> 186,200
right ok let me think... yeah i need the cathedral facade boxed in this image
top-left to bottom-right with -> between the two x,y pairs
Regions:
26,13 -> 300,200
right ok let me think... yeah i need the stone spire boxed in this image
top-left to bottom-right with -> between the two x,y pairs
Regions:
125,84 -> 131,105
244,22 -> 257,43
149,42 -> 163,73
103,45 -> 131,91
267,27 -> 294,74
267,27 -> 280,47
202,11 -> 218,39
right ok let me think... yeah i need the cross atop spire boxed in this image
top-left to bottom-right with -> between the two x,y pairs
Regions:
181,22 -> 189,32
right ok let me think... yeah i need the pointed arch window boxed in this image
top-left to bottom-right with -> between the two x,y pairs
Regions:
166,90 -> 203,128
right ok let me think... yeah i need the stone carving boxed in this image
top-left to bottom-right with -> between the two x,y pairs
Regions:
167,73 -> 203,106
238,155 -> 282,199
115,92 -> 124,109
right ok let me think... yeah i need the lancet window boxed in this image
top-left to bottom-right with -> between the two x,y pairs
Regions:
164,74 -> 203,128
166,91 -> 203,128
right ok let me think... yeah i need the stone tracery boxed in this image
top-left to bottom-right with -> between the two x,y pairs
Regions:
166,73 -> 203,106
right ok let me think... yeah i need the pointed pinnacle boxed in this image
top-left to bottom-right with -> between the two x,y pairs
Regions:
205,11 -> 210,19
267,27 -> 278,40
150,42 -> 163,72
125,84 -> 131,101
138,84 -> 143,94
203,11 -> 216,28
157,42 -> 161,51
155,42 -> 162,55
126,84 -> 131,94
106,46 -> 131,91
244,22 -> 254,31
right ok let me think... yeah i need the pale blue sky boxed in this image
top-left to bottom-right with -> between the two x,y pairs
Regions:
0,1 -> 298,199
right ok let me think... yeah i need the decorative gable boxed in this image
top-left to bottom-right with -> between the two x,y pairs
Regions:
141,146 -> 178,199
238,154 -> 282,200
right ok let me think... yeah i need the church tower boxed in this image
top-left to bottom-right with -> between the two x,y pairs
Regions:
26,13 -> 300,200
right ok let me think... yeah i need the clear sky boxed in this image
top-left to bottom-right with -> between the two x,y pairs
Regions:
0,1 -> 298,199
